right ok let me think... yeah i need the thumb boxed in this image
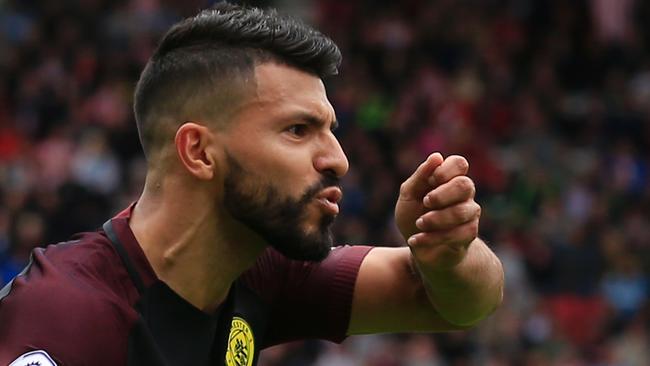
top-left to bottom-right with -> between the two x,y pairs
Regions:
398,152 -> 444,201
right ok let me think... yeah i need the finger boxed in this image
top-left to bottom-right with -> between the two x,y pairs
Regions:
416,201 -> 481,231
399,152 -> 444,201
408,219 -> 479,250
428,155 -> 469,187
423,175 -> 475,209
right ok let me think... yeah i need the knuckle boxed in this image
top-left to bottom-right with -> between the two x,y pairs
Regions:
441,230 -> 455,243
433,169 -> 445,183
468,220 -> 479,236
469,179 -> 476,195
454,156 -> 469,172
425,210 -> 438,220
452,205 -> 469,222
418,215 -> 431,230
399,182 -> 409,196
455,176 -> 474,192
427,193 -> 442,207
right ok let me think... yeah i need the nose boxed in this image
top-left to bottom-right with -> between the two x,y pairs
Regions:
314,133 -> 349,178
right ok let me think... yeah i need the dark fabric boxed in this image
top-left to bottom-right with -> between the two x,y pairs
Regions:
241,244 -> 372,347
0,205 -> 373,365
103,220 -> 146,294
0,237 -> 135,365
126,281 -> 227,365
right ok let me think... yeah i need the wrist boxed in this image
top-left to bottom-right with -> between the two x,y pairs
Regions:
410,239 -> 504,326
409,241 -> 470,275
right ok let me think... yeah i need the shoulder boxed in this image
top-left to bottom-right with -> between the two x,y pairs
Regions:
241,245 -> 374,293
240,245 -> 374,346
0,233 -> 136,365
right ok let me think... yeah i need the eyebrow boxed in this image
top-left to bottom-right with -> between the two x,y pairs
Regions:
299,113 -> 339,131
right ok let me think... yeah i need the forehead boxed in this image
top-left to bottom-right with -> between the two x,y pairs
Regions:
248,62 -> 335,121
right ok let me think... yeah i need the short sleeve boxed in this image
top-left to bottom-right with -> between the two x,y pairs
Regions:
0,249 -> 131,366
240,245 -> 373,347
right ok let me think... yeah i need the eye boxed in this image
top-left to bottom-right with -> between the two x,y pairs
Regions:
286,124 -> 309,137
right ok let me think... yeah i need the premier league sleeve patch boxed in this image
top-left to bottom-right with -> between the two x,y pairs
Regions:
9,350 -> 58,366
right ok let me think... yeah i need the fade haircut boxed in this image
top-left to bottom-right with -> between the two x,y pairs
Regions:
133,2 -> 342,161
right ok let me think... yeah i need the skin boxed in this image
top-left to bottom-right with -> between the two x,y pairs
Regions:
350,153 -> 504,332
129,62 -> 504,330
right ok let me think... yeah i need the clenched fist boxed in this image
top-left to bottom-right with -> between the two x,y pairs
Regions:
395,153 -> 481,271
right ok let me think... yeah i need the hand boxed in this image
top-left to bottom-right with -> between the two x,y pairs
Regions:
395,153 -> 481,271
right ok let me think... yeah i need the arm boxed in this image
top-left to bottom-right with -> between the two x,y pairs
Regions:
348,153 -> 504,334
411,237 -> 504,326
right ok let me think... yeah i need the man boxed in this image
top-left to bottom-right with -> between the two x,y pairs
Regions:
0,3 -> 503,366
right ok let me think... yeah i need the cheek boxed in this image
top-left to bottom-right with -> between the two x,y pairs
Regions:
252,151 -> 315,192
269,161 -> 315,198
225,132 -> 317,195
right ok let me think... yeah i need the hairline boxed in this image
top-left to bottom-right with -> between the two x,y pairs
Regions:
141,56 -> 328,168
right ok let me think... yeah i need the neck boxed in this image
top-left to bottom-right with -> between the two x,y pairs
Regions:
129,176 -> 266,313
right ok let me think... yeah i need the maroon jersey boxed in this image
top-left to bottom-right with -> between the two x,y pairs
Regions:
0,206 -> 372,366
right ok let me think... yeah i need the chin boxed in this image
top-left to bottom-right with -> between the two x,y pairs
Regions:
268,226 -> 334,262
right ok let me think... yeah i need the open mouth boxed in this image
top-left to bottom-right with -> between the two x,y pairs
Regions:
315,187 -> 342,215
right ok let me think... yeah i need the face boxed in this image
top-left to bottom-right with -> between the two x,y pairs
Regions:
223,153 -> 338,261
216,62 -> 349,261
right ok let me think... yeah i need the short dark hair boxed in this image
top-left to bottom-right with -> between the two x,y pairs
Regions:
133,2 -> 342,160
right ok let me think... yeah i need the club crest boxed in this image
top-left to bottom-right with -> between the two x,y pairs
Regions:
225,317 -> 255,366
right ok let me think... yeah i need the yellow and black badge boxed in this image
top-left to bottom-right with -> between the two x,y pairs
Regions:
225,317 -> 255,366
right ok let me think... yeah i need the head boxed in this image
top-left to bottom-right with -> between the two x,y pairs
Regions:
133,3 -> 348,261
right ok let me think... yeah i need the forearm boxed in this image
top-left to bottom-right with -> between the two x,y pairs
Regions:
413,238 -> 504,327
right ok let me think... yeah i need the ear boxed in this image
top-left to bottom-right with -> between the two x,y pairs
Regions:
175,122 -> 217,180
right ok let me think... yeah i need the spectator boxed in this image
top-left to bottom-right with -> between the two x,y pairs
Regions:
1,0 -> 648,364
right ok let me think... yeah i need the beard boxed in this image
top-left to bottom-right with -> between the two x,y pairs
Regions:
222,153 -> 340,262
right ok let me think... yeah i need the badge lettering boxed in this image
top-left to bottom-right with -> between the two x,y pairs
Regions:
225,317 -> 255,366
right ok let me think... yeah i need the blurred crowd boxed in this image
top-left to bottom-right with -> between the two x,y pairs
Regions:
1,0 -> 649,365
